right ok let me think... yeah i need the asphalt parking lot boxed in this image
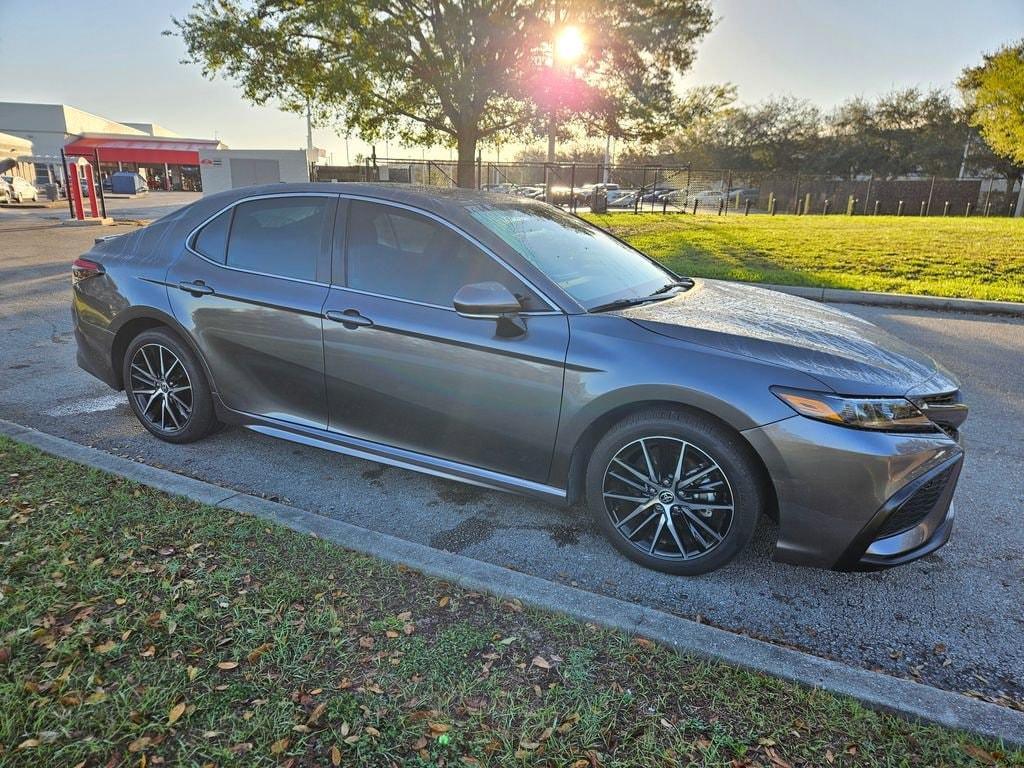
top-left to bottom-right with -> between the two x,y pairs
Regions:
1,217 -> 1021,709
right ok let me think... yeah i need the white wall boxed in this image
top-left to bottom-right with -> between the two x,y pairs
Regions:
0,102 -> 144,158
198,149 -> 310,194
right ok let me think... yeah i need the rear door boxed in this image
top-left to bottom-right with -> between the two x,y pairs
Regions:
322,198 -> 569,483
167,193 -> 337,428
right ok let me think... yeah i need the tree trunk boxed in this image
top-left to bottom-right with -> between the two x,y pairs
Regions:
455,132 -> 478,189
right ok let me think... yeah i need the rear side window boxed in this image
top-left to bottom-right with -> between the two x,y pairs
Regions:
192,209 -> 231,263
225,196 -> 330,281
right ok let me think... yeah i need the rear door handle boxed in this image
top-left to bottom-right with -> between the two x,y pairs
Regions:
178,280 -> 214,296
324,309 -> 373,328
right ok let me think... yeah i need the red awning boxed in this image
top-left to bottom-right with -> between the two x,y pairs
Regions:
63,136 -> 219,165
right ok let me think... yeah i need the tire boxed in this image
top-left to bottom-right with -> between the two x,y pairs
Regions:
584,409 -> 765,576
122,327 -> 219,444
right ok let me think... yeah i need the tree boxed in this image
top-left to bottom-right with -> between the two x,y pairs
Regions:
171,0 -> 713,187
822,89 -> 966,178
959,41 -> 1024,215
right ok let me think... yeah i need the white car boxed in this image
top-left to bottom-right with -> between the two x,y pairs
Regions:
1,175 -> 39,203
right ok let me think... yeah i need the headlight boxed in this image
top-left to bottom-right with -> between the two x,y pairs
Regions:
770,387 -> 938,433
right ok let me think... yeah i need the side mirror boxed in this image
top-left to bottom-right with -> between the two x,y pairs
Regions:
453,281 -> 522,317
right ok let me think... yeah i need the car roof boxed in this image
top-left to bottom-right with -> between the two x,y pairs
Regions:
203,182 -> 533,211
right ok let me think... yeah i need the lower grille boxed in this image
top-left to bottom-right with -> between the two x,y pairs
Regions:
876,465 -> 955,538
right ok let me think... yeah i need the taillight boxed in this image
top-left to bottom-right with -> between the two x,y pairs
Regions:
72,258 -> 103,285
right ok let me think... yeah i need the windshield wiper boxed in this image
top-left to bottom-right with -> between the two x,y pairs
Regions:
589,281 -> 693,313
649,280 -> 694,296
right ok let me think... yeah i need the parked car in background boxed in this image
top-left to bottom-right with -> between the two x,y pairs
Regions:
1,175 -> 39,203
72,184 -> 967,576
0,177 -> 11,204
693,188 -> 760,208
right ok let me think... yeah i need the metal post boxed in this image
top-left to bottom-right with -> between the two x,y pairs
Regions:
823,198 -> 831,215
94,149 -> 107,219
965,202 -> 973,217
636,166 -> 645,214
569,163 -> 576,212
920,201 -> 926,216
744,199 -> 751,216
926,175 -> 936,216
873,199 -> 881,216
652,166 -> 660,213
897,200 -> 904,217
943,201 -> 950,216
793,173 -> 800,214
692,198 -> 698,216
863,175 -> 873,214
476,151 -> 482,190
60,149 -> 74,218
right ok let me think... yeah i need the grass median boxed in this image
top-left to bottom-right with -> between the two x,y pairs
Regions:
1,436 -> 1020,767
583,213 -> 1024,303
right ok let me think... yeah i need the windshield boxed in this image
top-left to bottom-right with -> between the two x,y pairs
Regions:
466,202 -> 678,310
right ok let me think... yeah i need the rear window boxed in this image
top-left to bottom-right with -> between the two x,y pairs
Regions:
226,197 -> 329,281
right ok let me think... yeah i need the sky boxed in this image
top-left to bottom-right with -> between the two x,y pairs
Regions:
1,0 -> 1021,162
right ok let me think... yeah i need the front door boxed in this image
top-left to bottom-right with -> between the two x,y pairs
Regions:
167,193 -> 336,428
322,199 -> 569,483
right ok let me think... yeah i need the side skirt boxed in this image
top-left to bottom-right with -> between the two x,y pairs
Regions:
215,402 -> 568,506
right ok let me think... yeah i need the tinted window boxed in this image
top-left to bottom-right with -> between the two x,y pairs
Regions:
226,196 -> 330,281
467,202 -> 675,309
193,208 -> 231,263
346,201 -> 535,308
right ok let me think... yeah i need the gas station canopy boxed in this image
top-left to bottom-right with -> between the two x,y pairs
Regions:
63,134 -> 223,165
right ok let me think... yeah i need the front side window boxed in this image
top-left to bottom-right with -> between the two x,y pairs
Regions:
346,201 -> 535,308
225,196 -> 330,281
467,202 -> 676,310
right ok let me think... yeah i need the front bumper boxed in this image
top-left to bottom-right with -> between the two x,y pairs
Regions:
743,416 -> 963,570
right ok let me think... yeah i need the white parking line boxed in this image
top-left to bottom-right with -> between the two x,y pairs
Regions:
46,393 -> 126,417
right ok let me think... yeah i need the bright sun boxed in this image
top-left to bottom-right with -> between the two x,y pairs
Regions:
554,25 -> 585,64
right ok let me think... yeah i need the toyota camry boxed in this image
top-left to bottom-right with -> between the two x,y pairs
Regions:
72,184 -> 967,575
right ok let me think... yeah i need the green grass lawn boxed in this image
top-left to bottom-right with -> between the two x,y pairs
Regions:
583,213 -> 1024,303
1,437 -> 1021,767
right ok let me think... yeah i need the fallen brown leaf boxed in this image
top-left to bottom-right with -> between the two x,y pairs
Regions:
168,702 -> 186,725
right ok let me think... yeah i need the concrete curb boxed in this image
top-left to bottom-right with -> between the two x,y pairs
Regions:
2,417 -> 1022,748
759,283 -> 1024,317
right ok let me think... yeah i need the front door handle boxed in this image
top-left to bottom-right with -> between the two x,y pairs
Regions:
178,280 -> 214,296
324,309 -> 373,328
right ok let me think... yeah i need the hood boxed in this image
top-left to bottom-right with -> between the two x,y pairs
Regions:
620,279 -> 957,396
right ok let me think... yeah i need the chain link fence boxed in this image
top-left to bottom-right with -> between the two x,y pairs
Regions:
310,159 -> 1022,217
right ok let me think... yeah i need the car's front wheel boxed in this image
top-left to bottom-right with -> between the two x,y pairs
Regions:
585,409 -> 765,575
123,328 -> 219,443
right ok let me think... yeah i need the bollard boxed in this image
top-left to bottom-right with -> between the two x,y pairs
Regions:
897,200 -> 904,216
847,195 -> 856,215
943,201 -> 950,216
804,192 -> 812,216
920,201 -> 927,216
717,198 -> 724,216
768,192 -> 776,216
985,202 -> 992,217
692,198 -> 698,215
965,202 -> 973,217
823,198 -> 831,215
744,199 -> 751,216
873,199 -> 881,216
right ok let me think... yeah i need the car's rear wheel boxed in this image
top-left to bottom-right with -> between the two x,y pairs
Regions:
584,409 -> 764,575
122,328 -> 218,443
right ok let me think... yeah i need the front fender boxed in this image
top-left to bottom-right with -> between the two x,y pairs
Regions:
548,315 -> 823,488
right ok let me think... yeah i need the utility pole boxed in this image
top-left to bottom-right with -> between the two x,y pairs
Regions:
958,132 -> 971,179
305,100 -> 314,157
